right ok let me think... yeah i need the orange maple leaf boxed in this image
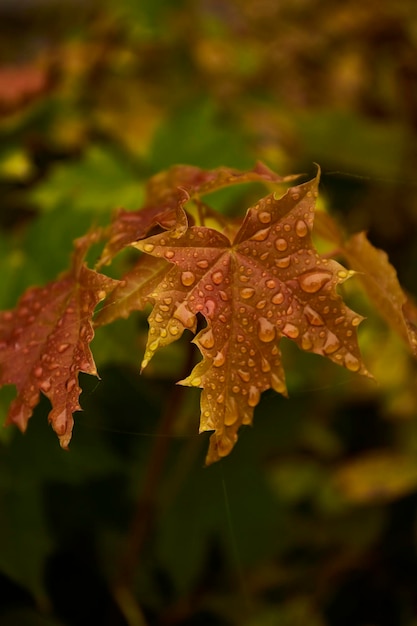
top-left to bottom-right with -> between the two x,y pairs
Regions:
131,170 -> 369,464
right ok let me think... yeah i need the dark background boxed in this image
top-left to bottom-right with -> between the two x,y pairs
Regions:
1,0 -> 417,624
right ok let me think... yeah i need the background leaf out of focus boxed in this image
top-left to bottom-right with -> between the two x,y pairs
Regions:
1,1 -> 417,625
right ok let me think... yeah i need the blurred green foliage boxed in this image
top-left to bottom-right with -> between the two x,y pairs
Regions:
1,0 -> 417,624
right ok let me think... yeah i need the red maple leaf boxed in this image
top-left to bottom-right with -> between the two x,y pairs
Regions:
0,231 -> 118,446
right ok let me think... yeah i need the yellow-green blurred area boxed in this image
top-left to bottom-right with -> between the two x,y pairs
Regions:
1,0 -> 417,624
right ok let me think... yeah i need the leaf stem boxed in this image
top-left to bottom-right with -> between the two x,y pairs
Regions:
113,339 -> 197,621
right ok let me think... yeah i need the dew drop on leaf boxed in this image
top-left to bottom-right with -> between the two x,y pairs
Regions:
304,305 -> 325,326
181,271 -> 196,287
213,351 -> 226,367
323,332 -> 341,354
282,323 -> 299,339
275,238 -> 288,252
275,256 -> 291,269
295,220 -> 308,237
143,243 -> 155,253
272,292 -> 284,305
301,333 -> 313,350
258,317 -> 276,342
224,397 -> 238,426
240,287 -> 255,299
200,328 -> 215,349
258,211 -> 272,224
298,270 -> 332,293
261,356 -> 271,372
212,271 -> 224,285
344,353 -> 361,372
250,227 -> 270,241
248,385 -> 261,407
237,369 -> 250,382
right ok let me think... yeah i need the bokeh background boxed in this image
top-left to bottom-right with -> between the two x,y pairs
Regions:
1,0 -> 417,624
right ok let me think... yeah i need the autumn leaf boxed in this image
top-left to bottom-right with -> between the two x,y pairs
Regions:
343,232 -> 417,356
0,231 -> 118,447
99,162 -> 296,265
133,170 -> 369,464
315,211 -> 417,356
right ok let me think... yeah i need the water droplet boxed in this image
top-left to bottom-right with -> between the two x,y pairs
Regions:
160,304 -> 170,312
154,313 -> 164,323
197,260 -> 209,269
34,366 -> 43,378
212,271 -> 223,285
282,323 -> 299,339
295,220 -> 308,237
266,279 -> 276,289
352,316 -> 361,326
240,287 -> 255,299
237,369 -> 250,382
258,211 -> 271,224
190,376 -> 202,387
256,300 -> 267,309
248,386 -> 260,407
323,332 -> 341,354
275,238 -> 288,252
168,323 -> 180,336
165,250 -> 175,259
275,256 -> 291,269
291,192 -> 300,201
58,343 -> 70,353
271,373 -> 286,394
344,353 -> 361,372
224,397 -> 238,426
261,357 -> 271,372
258,318 -> 276,342
232,385 -> 240,394
251,227 -> 270,241
272,292 -> 284,305
181,271 -> 196,287
143,243 -> 155,253
213,351 -> 226,367
200,328 -> 215,349
204,300 -> 216,322
298,271 -> 332,293
304,305 -> 324,326
237,334 -> 245,343
219,291 -> 228,301
301,333 -> 313,350
149,339 -> 160,351
174,303 -> 195,328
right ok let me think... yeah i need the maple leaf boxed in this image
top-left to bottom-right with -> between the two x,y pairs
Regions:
0,231 -> 118,447
314,212 -> 417,356
133,170 -> 369,464
99,162 -> 296,265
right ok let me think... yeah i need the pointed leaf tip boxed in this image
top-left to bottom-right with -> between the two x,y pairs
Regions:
131,166 -> 368,463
